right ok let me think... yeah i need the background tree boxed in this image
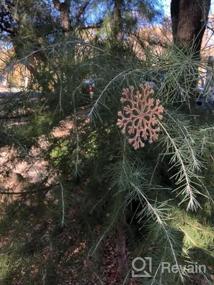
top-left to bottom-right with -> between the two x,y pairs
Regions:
53,0 -> 71,34
171,0 -> 211,56
112,0 -> 123,40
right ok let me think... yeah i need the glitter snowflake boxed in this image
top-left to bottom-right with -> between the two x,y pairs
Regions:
117,83 -> 165,150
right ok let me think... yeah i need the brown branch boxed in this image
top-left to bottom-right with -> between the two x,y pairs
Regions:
207,25 -> 214,34
78,22 -> 103,30
0,183 -> 59,195
0,112 -> 33,121
76,0 -> 90,24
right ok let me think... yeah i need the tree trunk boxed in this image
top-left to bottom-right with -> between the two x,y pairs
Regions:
53,0 -> 71,34
112,0 -> 123,41
171,0 -> 210,56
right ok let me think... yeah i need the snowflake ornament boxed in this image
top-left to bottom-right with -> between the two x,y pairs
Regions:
117,83 -> 165,150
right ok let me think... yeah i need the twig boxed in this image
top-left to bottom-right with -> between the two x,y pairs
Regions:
60,182 -> 65,227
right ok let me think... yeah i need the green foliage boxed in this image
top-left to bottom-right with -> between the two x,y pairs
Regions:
12,113 -> 55,146
0,2 -> 214,283
50,139 -> 70,165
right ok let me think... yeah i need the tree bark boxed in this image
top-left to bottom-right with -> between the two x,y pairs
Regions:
171,0 -> 211,56
112,0 -> 123,41
53,0 -> 71,34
